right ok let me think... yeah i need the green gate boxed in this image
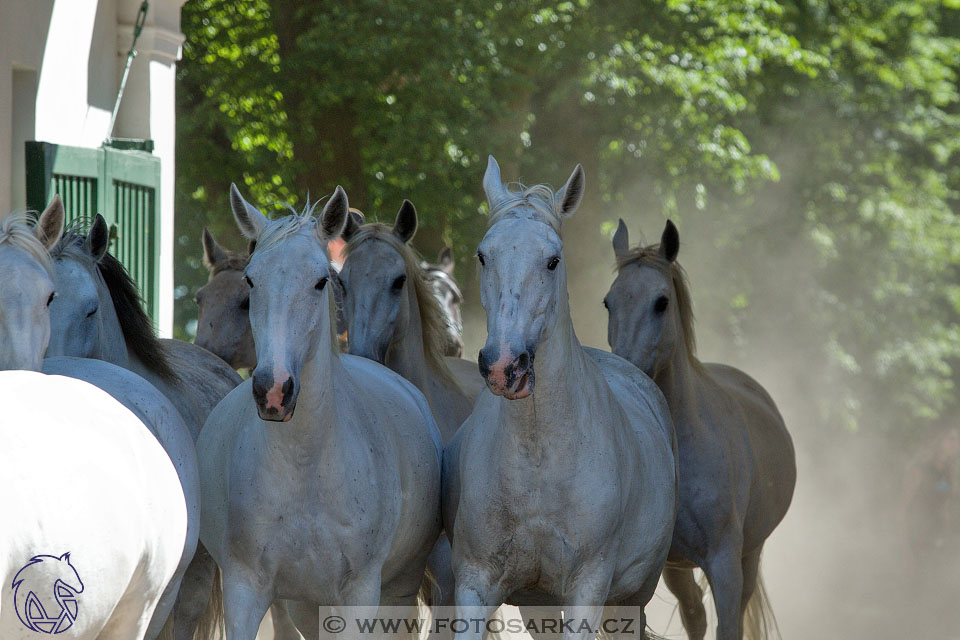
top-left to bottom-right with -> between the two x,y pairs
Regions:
25,140 -> 161,324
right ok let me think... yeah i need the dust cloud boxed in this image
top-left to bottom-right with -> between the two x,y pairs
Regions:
457,198 -> 960,639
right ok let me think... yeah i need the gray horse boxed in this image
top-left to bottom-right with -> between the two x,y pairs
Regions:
421,246 -> 464,358
194,227 -> 257,370
197,184 -> 442,640
604,219 -> 796,640
442,157 -> 678,640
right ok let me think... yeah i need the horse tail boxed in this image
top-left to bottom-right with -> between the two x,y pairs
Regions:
743,563 -> 781,640
418,565 -> 439,607
193,565 -> 224,640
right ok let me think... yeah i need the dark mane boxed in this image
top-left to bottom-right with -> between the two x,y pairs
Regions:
53,222 -> 176,381
96,252 -> 176,380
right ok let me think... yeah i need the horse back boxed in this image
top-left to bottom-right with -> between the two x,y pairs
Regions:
137,339 -> 242,441
702,362 -> 796,546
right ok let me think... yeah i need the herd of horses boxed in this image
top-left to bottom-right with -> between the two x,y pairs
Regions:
0,156 -> 796,640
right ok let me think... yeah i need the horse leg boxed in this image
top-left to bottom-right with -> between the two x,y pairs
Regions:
221,563 -> 272,640
286,600 -> 319,639
703,546 -> 744,640
427,534 -> 455,606
452,565 -> 509,640
662,567 -> 707,640
559,571 -> 612,640
604,564 -> 661,640
739,549 -> 764,640
172,543 -> 217,640
270,600 -> 306,640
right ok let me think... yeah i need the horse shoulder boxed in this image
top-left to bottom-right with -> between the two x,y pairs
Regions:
341,354 -> 443,461
583,347 -> 675,453
195,378 -> 259,564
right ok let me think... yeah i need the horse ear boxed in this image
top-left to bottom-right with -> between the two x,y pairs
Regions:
482,155 -> 508,212
201,227 -> 229,270
320,186 -> 349,238
437,246 -> 454,275
393,200 -> 417,243
612,218 -> 630,259
85,214 -> 110,262
554,164 -> 585,218
35,194 -> 65,249
660,219 -> 679,263
341,208 -> 365,242
230,183 -> 268,240
59,552 -> 70,562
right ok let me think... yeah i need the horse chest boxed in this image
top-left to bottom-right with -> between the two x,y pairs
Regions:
228,433 -> 399,597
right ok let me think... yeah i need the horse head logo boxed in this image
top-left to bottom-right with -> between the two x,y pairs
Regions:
12,553 -> 84,634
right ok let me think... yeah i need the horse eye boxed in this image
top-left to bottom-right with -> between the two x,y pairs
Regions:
603,297 -> 609,310
654,296 -> 669,314
476,252 -> 485,266
392,274 -> 407,291
240,297 -> 250,310
315,277 -> 329,291
244,275 -> 253,288
547,256 -> 560,271
46,292 -> 55,306
85,305 -> 98,318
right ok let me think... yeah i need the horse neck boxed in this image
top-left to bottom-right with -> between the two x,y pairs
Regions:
289,304 -> 344,440
93,273 -> 131,366
651,315 -> 702,425
385,284 -> 431,392
499,293 -> 594,439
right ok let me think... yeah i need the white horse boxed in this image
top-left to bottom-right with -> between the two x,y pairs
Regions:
442,157 -> 678,640
339,202 -> 482,608
196,184 -> 442,640
0,370 -> 187,640
605,219 -> 796,640
0,202 -> 196,639
44,212 -> 253,639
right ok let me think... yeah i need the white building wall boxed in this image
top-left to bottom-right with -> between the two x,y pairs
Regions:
0,0 -> 185,336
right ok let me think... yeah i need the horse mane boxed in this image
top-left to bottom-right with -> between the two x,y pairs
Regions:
207,249 -> 248,276
488,183 -> 564,232
52,221 -> 176,381
616,244 -> 700,367
344,223 -> 459,386
0,211 -> 53,276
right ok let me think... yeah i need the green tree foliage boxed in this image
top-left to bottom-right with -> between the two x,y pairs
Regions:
175,0 -> 960,437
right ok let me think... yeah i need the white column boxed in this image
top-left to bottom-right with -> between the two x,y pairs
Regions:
115,8 -> 185,337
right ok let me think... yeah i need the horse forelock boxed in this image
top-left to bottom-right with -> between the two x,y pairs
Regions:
616,245 -> 699,363
488,183 -> 564,233
250,200 -> 325,255
0,211 -> 53,276
344,224 -> 459,386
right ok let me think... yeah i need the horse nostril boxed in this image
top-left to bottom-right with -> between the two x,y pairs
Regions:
477,349 -> 491,376
517,352 -> 529,369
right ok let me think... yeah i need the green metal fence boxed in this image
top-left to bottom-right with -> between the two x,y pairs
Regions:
25,140 -> 161,324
